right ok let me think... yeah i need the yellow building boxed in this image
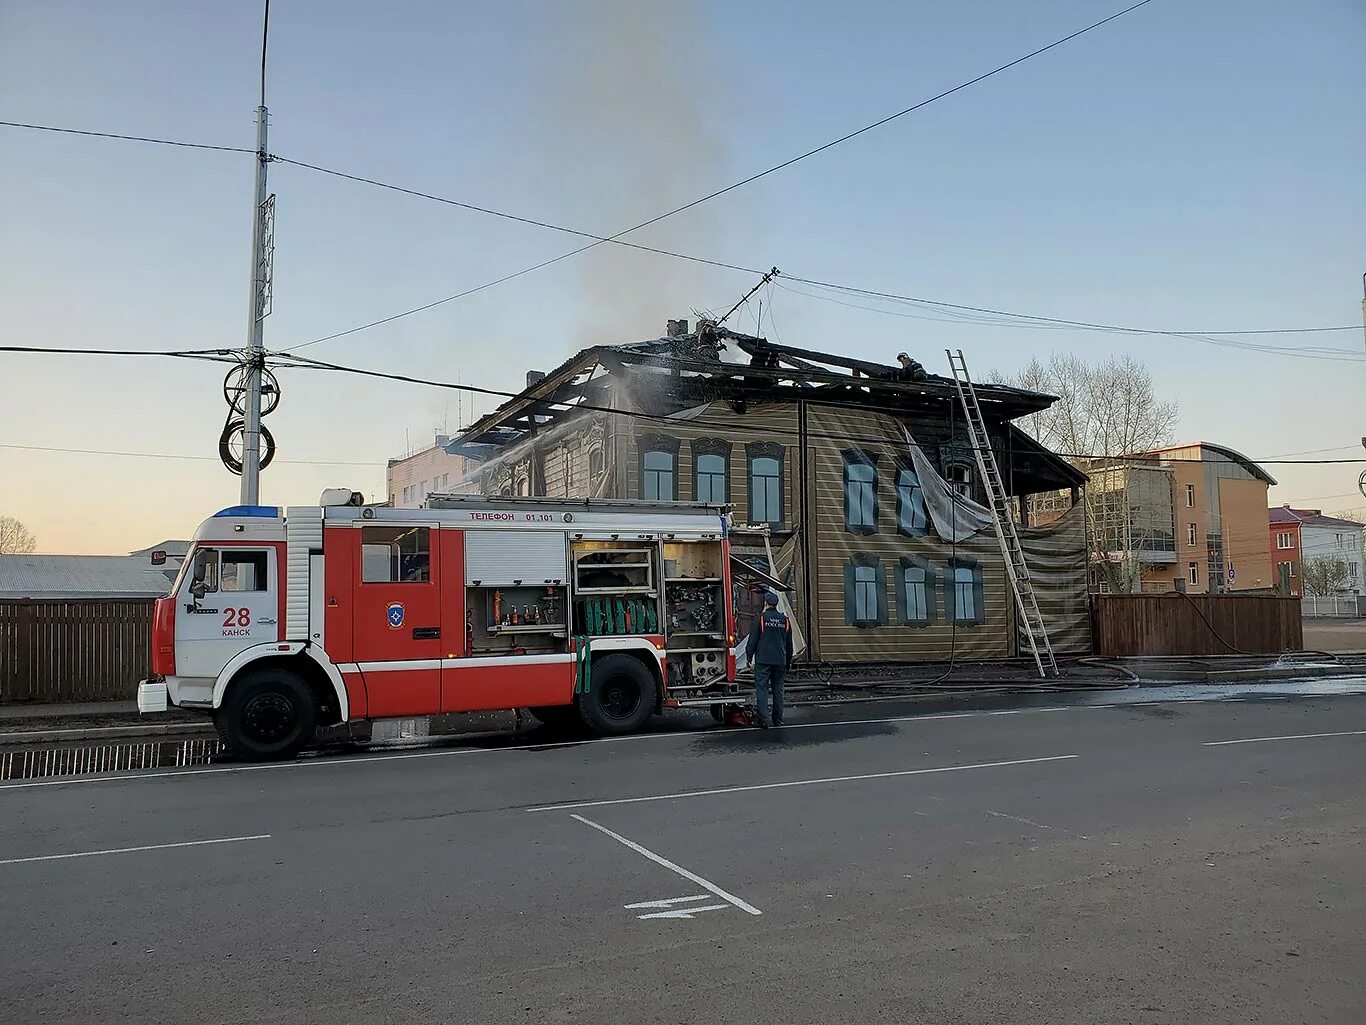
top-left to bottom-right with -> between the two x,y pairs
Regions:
1124,443 -> 1276,594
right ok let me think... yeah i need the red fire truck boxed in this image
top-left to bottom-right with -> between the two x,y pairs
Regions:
138,490 -> 753,760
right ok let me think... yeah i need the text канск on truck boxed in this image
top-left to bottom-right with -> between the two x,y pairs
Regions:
138,489 -> 756,761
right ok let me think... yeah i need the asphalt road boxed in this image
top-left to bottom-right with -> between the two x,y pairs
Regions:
2,687 -> 1364,1024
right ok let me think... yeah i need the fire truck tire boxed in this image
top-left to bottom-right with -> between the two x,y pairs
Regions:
577,654 -> 657,735
215,668 -> 318,761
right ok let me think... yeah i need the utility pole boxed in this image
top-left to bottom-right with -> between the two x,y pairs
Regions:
240,0 -> 272,505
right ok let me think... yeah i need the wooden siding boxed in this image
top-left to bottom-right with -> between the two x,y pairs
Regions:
806,403 -> 1010,662
1092,594 -> 1302,656
618,402 -> 801,523
0,599 -> 152,704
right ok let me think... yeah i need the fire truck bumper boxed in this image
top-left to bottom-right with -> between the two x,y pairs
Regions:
137,678 -> 168,714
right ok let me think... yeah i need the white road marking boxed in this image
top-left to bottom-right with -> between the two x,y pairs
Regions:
529,755 -> 1079,813
571,814 -> 762,916
0,833 -> 270,866
636,903 -> 731,920
624,894 -> 711,909
0,710 -> 984,792
986,810 -> 1053,830
1204,730 -> 1366,747
988,707 -> 1069,716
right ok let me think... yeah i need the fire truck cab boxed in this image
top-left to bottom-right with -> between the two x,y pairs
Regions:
139,491 -> 748,760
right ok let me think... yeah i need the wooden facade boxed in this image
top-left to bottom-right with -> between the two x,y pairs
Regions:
0,599 -> 152,704
451,329 -> 1091,664
1091,594 -> 1303,656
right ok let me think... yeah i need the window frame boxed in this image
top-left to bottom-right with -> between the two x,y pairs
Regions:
360,525 -> 433,584
639,434 -> 680,502
587,444 -> 605,484
896,465 -> 929,537
1276,531 -> 1294,550
1187,522 -> 1197,547
1185,483 -> 1195,508
219,549 -> 268,593
842,450 -> 878,535
946,462 -> 974,502
896,555 -> 935,626
746,441 -> 785,527
1188,561 -> 1199,586
691,439 -> 731,505
843,555 -> 885,628
946,556 -> 985,626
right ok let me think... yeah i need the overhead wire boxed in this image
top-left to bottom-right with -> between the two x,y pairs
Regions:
0,442 -> 385,468
277,0 -> 1169,351
0,119 -> 254,155
269,349 -> 1366,468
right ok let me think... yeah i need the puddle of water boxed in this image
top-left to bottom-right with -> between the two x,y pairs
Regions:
0,738 -> 227,782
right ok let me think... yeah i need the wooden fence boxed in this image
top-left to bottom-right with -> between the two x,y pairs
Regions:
0,599 -> 153,704
1091,594 -> 1303,657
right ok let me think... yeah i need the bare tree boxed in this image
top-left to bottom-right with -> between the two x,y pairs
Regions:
997,354 -> 1179,594
0,515 -> 36,555
1002,352 -> 1178,458
1301,556 -> 1352,596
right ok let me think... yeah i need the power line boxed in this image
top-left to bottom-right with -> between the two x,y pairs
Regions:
276,154 -> 1360,356
270,350 -> 1366,468
775,279 -> 1366,362
280,0 -> 1159,351
0,442 -> 383,468
0,119 -> 254,155
0,344 -> 242,364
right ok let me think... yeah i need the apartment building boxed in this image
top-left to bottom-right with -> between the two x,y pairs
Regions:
386,435 -> 471,508
1081,442 -> 1275,593
1130,443 -> 1275,593
1269,506 -> 1365,596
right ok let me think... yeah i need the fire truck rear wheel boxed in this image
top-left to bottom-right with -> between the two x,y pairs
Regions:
216,669 -> 318,762
578,654 -> 656,735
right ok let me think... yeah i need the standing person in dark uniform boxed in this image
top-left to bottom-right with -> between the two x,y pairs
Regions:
746,591 -> 793,729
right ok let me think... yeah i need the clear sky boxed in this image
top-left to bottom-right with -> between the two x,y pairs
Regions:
2,0 -> 1363,554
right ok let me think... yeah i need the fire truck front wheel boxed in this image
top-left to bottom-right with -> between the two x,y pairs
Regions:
216,668 -> 318,762
578,654 -> 657,735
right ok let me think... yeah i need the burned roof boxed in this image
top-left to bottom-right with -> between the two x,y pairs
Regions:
451,325 -> 1059,450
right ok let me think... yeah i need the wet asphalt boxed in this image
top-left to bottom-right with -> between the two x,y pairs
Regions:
1,681 -> 1364,1024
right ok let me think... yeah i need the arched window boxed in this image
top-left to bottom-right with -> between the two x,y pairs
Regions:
947,557 -> 984,624
639,435 -> 679,501
843,451 -> 877,534
746,442 -> 784,525
843,555 -> 885,627
692,439 -> 731,504
896,467 -> 928,537
897,555 -> 934,625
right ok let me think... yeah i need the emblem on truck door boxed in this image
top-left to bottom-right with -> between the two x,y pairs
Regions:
386,602 -> 406,629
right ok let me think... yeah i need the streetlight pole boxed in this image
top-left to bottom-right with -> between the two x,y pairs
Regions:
240,0 -> 271,505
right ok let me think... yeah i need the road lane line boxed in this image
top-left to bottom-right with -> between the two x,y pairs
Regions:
0,833 -> 270,866
986,810 -> 1053,830
988,707 -> 1069,716
529,754 -> 1079,813
571,814 -> 762,916
0,711 -> 988,792
1204,730 -> 1366,747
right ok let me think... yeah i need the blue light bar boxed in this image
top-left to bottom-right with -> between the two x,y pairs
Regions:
212,505 -> 281,518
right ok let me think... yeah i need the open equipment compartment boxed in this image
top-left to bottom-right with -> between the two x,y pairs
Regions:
464,528 -> 570,655
570,540 -> 660,636
660,539 -> 728,689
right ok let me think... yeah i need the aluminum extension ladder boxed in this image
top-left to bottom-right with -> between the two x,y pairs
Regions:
945,349 -> 1059,678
